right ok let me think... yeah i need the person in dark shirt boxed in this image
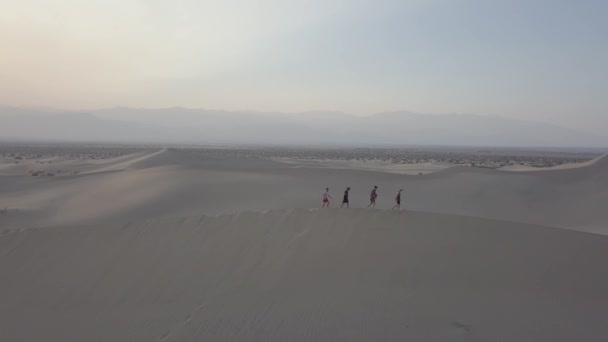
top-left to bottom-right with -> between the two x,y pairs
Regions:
392,189 -> 403,211
341,187 -> 351,208
367,186 -> 378,208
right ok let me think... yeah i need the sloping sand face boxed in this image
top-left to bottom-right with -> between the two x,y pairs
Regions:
1,209 -> 607,341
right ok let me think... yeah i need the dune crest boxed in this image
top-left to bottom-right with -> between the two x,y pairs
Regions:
1,147 -> 607,233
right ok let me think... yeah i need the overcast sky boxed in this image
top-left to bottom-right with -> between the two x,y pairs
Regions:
1,0 -> 606,134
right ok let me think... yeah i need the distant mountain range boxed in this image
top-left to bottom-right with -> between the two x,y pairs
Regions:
1,106 -> 607,147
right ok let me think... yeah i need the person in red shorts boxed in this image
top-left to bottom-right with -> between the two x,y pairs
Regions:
321,188 -> 332,208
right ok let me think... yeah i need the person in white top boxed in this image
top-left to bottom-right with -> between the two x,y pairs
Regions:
321,188 -> 332,208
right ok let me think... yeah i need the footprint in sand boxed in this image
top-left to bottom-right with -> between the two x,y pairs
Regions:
159,332 -> 170,341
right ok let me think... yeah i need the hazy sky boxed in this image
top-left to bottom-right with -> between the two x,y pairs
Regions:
1,0 -> 606,133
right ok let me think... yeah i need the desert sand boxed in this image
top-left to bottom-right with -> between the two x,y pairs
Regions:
1,148 -> 606,233
1,146 -> 608,341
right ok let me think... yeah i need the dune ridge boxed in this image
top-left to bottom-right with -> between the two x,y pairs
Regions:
1,148 -> 607,233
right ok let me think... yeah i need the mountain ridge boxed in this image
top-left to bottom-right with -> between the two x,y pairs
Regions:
1,105 -> 607,147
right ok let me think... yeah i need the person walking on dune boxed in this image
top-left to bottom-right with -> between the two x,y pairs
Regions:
392,189 -> 403,211
367,186 -> 378,208
322,188 -> 332,208
341,187 -> 351,208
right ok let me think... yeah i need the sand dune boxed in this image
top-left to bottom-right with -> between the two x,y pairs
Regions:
1,148 -> 606,233
2,209 -> 607,341
2,148 -> 607,341
499,153 -> 608,172
0,148 -> 166,176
